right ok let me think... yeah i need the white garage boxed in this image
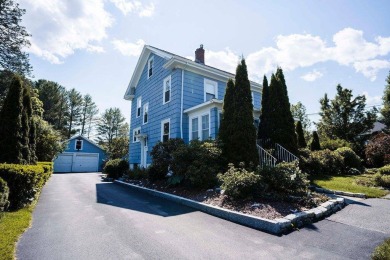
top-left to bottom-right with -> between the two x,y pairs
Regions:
54,153 -> 99,173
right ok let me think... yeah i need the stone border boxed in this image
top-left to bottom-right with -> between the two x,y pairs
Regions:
115,180 -> 345,235
310,186 -> 366,198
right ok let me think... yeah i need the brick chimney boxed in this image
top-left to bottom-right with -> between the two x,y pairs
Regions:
195,44 -> 205,64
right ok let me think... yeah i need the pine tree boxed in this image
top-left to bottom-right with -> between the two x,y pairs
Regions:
257,75 -> 270,141
219,59 -> 258,166
0,75 -> 24,163
67,88 -> 83,138
381,71 -> 390,129
296,121 -> 307,148
310,131 -> 321,151
21,85 -> 31,163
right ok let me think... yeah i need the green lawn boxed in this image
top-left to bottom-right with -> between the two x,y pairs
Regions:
372,238 -> 390,260
0,204 -> 35,260
310,174 -> 389,198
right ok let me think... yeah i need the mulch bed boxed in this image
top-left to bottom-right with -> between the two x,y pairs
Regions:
122,178 -> 329,220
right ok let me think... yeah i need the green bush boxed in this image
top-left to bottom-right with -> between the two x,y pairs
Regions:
127,167 -> 148,180
0,163 -> 52,209
218,164 -> 264,199
374,173 -> 390,188
37,162 -> 54,174
259,162 -> 309,196
0,177 -> 9,212
300,149 -> 344,175
372,238 -> 390,260
365,133 -> 390,167
378,165 -> 390,175
103,159 -> 128,179
321,138 -> 352,151
171,140 -> 222,189
334,147 -> 363,171
149,139 -> 185,182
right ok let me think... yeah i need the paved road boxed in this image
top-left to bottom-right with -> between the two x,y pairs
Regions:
17,173 -> 390,260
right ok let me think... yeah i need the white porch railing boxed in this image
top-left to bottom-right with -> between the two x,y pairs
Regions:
257,144 -> 277,168
275,143 -> 299,163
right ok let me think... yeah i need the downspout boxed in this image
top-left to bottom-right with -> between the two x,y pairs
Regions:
180,62 -> 188,139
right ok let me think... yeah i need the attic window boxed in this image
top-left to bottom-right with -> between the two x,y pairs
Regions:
148,57 -> 154,78
75,139 -> 83,150
204,79 -> 218,101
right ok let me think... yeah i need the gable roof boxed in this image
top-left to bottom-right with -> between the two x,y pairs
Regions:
67,135 -> 106,152
124,45 -> 262,100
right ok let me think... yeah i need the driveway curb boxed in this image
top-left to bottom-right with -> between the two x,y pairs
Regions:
115,180 -> 345,235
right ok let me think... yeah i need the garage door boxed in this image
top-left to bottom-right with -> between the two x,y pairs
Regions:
54,153 -> 99,173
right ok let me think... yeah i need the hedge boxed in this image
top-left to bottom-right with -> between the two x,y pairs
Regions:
0,163 -> 52,210
0,177 -> 9,211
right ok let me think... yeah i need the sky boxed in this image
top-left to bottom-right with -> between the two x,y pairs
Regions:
18,0 -> 390,128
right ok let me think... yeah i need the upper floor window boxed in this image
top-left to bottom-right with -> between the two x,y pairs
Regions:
204,79 -> 218,102
201,114 -> 210,140
163,75 -> 171,104
136,97 -> 141,117
143,103 -> 149,124
75,139 -> 83,150
148,57 -> 154,78
133,127 -> 141,143
161,119 -> 170,142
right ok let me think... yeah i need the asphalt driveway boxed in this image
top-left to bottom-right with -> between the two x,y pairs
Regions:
17,173 -> 390,260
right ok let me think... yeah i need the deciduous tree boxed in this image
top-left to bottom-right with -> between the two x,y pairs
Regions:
381,71 -> 390,130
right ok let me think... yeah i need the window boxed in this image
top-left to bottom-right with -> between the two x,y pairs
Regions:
201,114 -> 209,140
191,118 -> 199,140
161,119 -> 170,142
204,79 -> 218,101
143,103 -> 149,124
133,127 -> 141,143
136,97 -> 141,117
148,57 -> 153,78
75,139 -> 83,150
163,76 -> 171,104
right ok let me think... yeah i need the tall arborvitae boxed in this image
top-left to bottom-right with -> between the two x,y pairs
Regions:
24,85 -> 36,163
381,71 -> 390,129
268,68 -> 298,153
296,121 -> 307,148
21,85 -> 31,164
219,59 -> 258,166
219,79 -> 236,164
310,131 -> 321,151
257,75 -> 270,141
0,75 -> 24,163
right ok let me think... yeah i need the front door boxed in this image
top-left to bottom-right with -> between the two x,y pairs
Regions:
140,138 -> 148,168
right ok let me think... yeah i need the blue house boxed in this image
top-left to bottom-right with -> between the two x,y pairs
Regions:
53,135 -> 107,173
124,45 -> 262,169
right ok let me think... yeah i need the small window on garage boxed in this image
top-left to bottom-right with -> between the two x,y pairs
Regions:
75,139 -> 83,150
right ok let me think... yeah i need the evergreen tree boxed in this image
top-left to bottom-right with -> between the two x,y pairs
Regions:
257,75 -> 270,141
80,94 -> 98,136
296,121 -> 307,148
291,101 -> 311,140
0,74 -> 24,163
67,88 -> 83,138
219,59 -> 258,166
21,85 -> 31,163
310,131 -> 321,151
381,71 -> 390,129
268,68 -> 298,153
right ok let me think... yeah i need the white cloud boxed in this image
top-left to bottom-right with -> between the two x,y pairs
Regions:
207,28 -> 390,81
205,48 -> 240,74
20,0 -> 113,64
362,91 -> 382,106
301,70 -> 324,82
112,39 -> 145,56
110,0 -> 155,17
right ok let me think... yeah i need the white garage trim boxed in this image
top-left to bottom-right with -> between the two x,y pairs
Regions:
54,152 -> 100,173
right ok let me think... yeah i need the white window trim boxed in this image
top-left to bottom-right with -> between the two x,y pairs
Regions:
147,57 -> 154,79
204,78 -> 218,102
136,96 -> 142,118
161,118 -> 170,142
74,139 -> 83,150
133,127 -> 141,143
143,102 -> 149,125
163,75 -> 172,104
189,111 -> 211,141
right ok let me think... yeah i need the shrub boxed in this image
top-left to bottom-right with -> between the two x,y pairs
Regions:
127,167 -> 148,180
0,177 -> 9,212
259,162 -> 309,196
372,238 -> 390,260
149,139 -> 185,181
378,165 -> 390,175
218,164 -> 264,199
365,133 -> 390,167
374,173 -> 390,188
171,140 -> 222,189
103,159 -> 128,179
0,163 -> 52,209
37,162 -> 54,174
300,149 -> 344,175
334,147 -> 363,171
321,138 -> 352,151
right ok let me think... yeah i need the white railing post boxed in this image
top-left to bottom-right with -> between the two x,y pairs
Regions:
257,144 -> 277,168
275,143 -> 298,163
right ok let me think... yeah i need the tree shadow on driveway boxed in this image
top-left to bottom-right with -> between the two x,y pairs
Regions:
95,182 -> 195,217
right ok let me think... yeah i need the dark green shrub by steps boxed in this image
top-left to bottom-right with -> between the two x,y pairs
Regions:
0,163 -> 52,210
0,177 -> 9,211
378,165 -> 390,175
259,162 -> 309,196
218,164 -> 265,199
103,159 -> 129,179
